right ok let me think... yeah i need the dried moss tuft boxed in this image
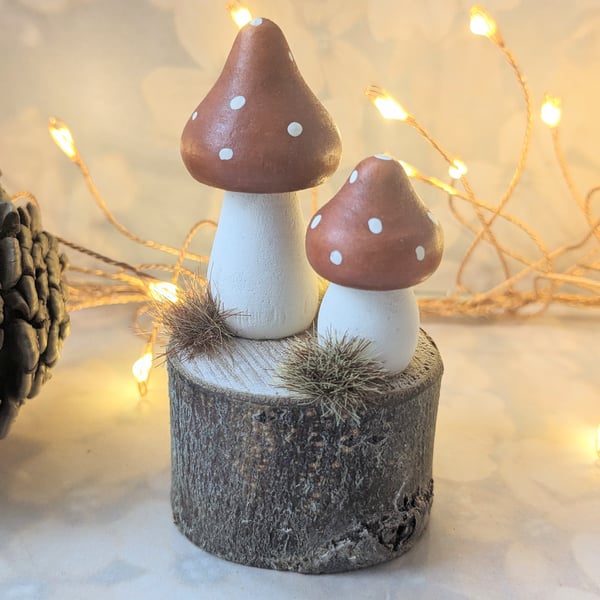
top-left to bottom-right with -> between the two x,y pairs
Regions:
153,277 -> 237,359
275,331 -> 395,423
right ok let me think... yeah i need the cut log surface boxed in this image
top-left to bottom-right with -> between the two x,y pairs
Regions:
168,329 -> 443,574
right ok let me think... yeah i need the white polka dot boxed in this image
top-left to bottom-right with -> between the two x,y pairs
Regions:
415,246 -> 425,261
219,148 -> 233,160
330,250 -> 343,265
427,211 -> 438,224
368,217 -> 383,234
349,170 -> 358,184
250,17 -> 263,26
310,214 -> 322,229
191,111 -> 198,120
374,154 -> 393,160
287,122 -> 303,137
229,96 -> 246,110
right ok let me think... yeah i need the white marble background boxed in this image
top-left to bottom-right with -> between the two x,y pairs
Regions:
1,1 -> 600,598
1,311 -> 599,599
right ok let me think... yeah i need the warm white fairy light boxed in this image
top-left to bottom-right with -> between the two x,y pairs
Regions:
149,281 -> 179,303
366,86 -> 409,121
541,95 -> 562,128
399,160 -> 418,177
226,1 -> 252,28
49,117 -> 79,161
470,6 -> 497,38
399,160 -> 463,196
448,158 -> 468,180
374,96 -> 408,121
132,350 -> 153,396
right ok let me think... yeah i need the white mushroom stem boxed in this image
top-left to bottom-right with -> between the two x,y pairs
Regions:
317,283 -> 420,373
209,190 -> 318,339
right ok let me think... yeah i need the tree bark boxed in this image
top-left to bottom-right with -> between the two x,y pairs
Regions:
167,329 -> 443,574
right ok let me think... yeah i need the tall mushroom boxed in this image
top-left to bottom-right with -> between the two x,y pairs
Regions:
305,154 -> 443,372
181,17 -> 342,339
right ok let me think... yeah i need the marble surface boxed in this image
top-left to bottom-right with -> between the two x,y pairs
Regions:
1,307 -> 599,599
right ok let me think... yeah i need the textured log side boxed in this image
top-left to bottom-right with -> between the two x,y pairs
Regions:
168,330 -> 443,574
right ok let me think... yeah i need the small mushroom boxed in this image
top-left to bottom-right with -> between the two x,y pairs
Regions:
305,154 -> 443,372
181,17 -> 342,339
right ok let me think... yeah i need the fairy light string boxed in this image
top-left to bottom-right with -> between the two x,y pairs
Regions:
457,6 -> 534,289
45,118 -> 216,395
367,5 -> 599,315
48,118 -> 207,264
28,2 -> 598,395
365,85 -> 512,291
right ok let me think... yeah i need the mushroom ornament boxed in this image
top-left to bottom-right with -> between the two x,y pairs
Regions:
181,18 -> 342,339
306,154 -> 443,373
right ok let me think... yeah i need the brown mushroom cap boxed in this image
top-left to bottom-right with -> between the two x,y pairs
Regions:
180,18 -> 342,193
305,155 -> 444,291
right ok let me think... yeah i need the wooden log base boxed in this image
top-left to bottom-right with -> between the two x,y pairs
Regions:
167,329 -> 443,574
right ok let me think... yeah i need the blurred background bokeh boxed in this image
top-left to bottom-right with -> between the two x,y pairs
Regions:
1,0 -> 598,295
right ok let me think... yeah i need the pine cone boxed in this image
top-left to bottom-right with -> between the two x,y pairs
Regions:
0,193 -> 70,438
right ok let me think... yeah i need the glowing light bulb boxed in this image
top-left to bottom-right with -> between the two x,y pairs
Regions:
149,281 -> 179,303
448,158 -> 468,180
399,160 -> 418,177
596,424 -> 600,461
541,95 -> 561,128
132,351 -> 153,396
366,85 -> 410,121
469,6 -> 499,41
48,117 -> 79,161
373,95 -> 408,121
226,2 -> 252,28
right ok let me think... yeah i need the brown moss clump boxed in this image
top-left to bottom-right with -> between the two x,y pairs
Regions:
274,332 -> 395,423
152,277 -> 237,360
